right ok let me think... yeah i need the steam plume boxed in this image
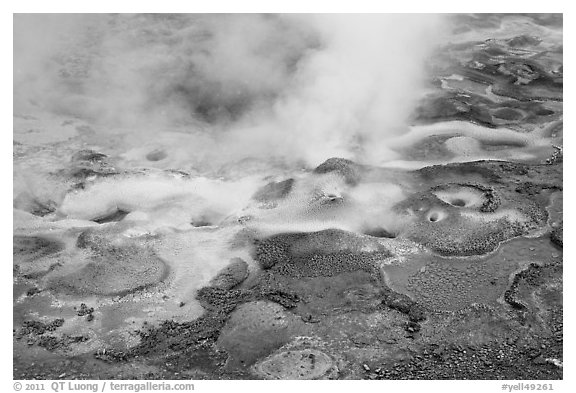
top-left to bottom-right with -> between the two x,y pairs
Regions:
14,14 -> 442,168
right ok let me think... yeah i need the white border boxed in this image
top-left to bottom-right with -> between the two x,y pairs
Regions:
4,4 -> 572,392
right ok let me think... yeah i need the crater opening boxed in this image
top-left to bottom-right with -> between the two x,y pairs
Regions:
324,194 -> 344,204
450,198 -> 466,207
432,184 -> 488,211
93,209 -> 130,224
146,149 -> 167,162
427,211 -> 445,222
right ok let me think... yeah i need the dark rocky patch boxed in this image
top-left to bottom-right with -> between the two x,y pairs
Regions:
118,283 -> 250,376
66,149 -> 119,189
75,229 -> 101,250
93,209 -> 130,224
38,335 -> 90,351
15,319 -> 64,337
504,263 -> 562,322
209,258 -> 249,290
368,340 -> 561,380
71,150 -> 108,163
26,287 -> 42,297
550,224 -> 562,248
546,146 -> 563,165
258,289 -> 300,309
252,178 -> 294,202
17,198 -> 57,217
270,251 -> 382,278
13,236 -> 65,264
417,160 -> 503,184
314,157 -> 362,185
76,303 -> 95,320
14,318 -> 90,353
135,315 -> 228,356
381,288 -> 427,323
196,287 -> 250,313
514,182 -> 562,197
254,229 -> 391,275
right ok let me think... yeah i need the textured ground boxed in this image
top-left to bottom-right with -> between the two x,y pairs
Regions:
13,14 -> 562,380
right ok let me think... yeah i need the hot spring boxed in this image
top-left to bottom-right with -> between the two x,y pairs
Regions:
13,13 -> 563,380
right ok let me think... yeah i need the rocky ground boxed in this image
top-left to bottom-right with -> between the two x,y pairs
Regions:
13,14 -> 562,380
13,156 -> 563,380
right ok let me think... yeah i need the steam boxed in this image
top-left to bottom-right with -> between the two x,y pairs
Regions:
268,14 -> 442,165
14,13 -> 443,168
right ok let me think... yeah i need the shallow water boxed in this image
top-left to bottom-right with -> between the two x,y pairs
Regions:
381,235 -> 561,312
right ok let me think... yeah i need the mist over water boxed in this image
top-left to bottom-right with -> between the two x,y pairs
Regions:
14,13 -> 443,168
14,13 -> 561,235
